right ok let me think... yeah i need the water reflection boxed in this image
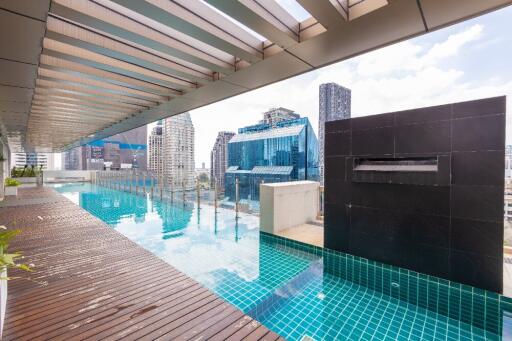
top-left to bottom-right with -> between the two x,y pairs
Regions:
56,183 -> 261,295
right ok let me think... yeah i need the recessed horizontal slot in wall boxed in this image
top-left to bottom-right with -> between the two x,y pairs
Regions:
353,157 -> 438,172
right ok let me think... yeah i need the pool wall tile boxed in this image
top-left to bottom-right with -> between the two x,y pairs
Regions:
261,231 -> 510,336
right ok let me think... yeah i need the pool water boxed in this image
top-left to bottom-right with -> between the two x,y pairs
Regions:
53,183 -> 512,340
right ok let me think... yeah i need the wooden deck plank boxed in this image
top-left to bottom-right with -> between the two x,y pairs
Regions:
8,274 -> 192,340
208,315 -> 255,339
0,187 -> 282,340
175,308 -> 245,340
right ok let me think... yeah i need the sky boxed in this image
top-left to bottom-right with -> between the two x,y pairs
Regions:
186,5 -> 512,168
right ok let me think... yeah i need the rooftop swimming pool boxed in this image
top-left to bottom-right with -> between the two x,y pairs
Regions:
53,183 -> 512,340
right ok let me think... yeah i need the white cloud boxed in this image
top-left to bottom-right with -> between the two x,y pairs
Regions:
189,22 -> 510,167
423,24 -> 483,64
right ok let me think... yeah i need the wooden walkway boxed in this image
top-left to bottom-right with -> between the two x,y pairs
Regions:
0,186 -> 283,340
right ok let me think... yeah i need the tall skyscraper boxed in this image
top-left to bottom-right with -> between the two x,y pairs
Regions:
225,113 -> 318,202
12,152 -> 55,169
259,107 -> 300,125
210,131 -> 235,193
148,121 -> 164,176
62,147 -> 84,170
163,112 -> 195,190
319,83 -> 351,184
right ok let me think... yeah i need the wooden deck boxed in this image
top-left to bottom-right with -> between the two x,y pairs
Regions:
0,186 -> 283,340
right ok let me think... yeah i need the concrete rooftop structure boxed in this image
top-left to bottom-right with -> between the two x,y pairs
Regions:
1,0 -> 511,153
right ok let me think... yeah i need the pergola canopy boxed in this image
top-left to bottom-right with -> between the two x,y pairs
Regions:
0,0 -> 510,152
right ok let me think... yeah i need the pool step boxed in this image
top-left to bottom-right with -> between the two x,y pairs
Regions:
247,259 -> 323,320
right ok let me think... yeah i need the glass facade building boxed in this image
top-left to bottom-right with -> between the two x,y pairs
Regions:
225,117 -> 318,202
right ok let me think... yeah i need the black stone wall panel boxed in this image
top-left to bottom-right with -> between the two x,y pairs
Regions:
324,96 -> 506,293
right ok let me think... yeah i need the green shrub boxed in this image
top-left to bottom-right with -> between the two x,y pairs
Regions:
10,166 -> 41,178
0,226 -> 33,280
4,178 -> 21,187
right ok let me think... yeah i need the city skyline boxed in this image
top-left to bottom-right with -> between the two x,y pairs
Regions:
186,6 -> 511,168
54,6 -> 512,169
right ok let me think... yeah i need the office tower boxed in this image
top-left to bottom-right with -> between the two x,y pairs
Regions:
102,125 -> 147,170
61,126 -> 147,170
259,107 -> 300,125
225,114 -> 318,202
62,147 -> 84,170
319,83 -> 351,184
148,121 -> 164,176
163,112 -> 195,190
12,152 -> 55,169
210,131 -> 235,193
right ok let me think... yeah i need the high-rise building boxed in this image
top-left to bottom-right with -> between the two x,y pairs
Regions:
163,112 -> 195,190
148,121 -> 164,176
225,114 -> 318,202
12,152 -> 55,169
62,126 -> 147,170
319,83 -> 351,184
259,107 -> 300,125
210,131 -> 235,193
62,147 -> 84,170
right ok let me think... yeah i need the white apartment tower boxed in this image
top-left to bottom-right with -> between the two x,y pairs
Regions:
148,121 -> 164,176
319,83 -> 351,184
210,131 -> 235,193
12,152 -> 55,170
163,112 -> 195,190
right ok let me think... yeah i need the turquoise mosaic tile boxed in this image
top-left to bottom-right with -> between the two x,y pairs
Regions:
261,232 -> 511,340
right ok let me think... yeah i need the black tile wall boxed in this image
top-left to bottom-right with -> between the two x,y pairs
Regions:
451,151 -> 504,186
395,121 -> 451,154
352,127 -> 394,156
324,96 -> 506,293
452,114 -> 505,152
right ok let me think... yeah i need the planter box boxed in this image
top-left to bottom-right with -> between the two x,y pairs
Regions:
4,186 -> 18,196
15,177 -> 37,184
0,268 -> 6,338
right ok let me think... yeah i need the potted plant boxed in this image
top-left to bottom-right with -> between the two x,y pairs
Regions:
4,178 -> 21,196
0,226 -> 32,337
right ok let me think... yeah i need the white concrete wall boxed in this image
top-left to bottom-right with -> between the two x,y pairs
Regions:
0,141 -> 9,198
260,181 -> 320,234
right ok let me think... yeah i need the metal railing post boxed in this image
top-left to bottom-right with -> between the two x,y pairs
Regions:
143,172 -> 147,194
159,175 -> 163,200
182,181 -> 186,204
170,178 -> 174,203
196,178 -> 200,209
150,175 -> 154,198
135,172 -> 139,195
235,178 -> 239,219
214,179 -> 218,213
130,171 -> 133,193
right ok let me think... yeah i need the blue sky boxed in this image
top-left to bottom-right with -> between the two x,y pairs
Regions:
188,5 -> 512,167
